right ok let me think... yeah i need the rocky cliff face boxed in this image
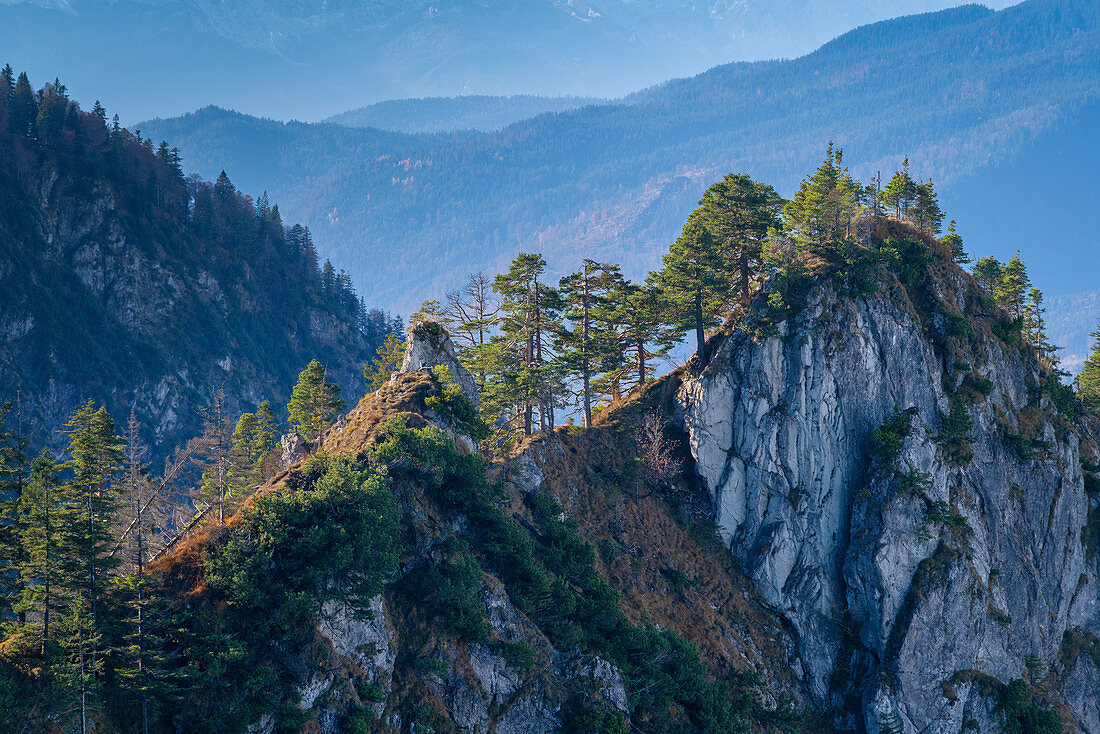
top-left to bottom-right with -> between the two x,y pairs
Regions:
675,266 -> 1100,731
0,129 -> 385,456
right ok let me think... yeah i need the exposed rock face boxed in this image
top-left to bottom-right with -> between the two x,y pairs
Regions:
278,431 -> 309,470
398,319 -> 481,407
0,153 -> 381,459
676,280 -> 1100,732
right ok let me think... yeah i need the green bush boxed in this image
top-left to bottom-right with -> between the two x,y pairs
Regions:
938,396 -> 973,465
870,410 -> 914,466
1041,374 -> 1076,420
992,317 -> 1024,344
203,453 -> 400,632
999,679 -> 1062,734
369,417 -> 753,733
431,553 -> 490,642
425,364 -> 490,441
945,312 -> 975,338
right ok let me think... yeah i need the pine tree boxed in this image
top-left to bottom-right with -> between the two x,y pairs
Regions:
56,401 -> 124,686
656,216 -> 730,358
997,253 -> 1030,317
0,400 -> 27,623
491,253 -> 563,435
693,173 -> 783,305
971,256 -> 1003,297
1024,287 -> 1055,364
409,298 -> 449,325
784,144 -> 863,247
1078,320 -> 1100,410
557,260 -> 620,427
35,79 -> 71,148
0,64 -> 13,106
287,360 -> 345,441
11,71 -> 37,137
213,170 -> 235,200
607,279 -> 679,391
912,180 -> 945,235
883,157 -> 917,220
364,334 -> 405,391
228,412 -> 265,497
940,220 -> 968,264
16,451 -> 62,655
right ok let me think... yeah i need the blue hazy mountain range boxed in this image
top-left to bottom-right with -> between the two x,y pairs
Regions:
137,0 -> 1098,342
1,0 -> 1013,122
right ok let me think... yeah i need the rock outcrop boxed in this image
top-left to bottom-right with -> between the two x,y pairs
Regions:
676,271 -> 1100,731
398,319 -> 480,407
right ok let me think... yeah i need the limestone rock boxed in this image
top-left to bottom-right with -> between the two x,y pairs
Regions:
397,319 -> 480,407
279,431 -> 308,470
676,282 -> 1099,731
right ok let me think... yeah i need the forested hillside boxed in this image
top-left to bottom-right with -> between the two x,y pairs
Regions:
325,95 -> 606,134
0,68 -> 401,456
3,137 -> 1097,733
139,0 -> 1100,315
0,0 -> 1010,122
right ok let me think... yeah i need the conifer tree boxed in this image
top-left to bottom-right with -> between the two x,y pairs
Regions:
490,253 -> 563,435
1078,321 -> 1100,410
1024,287 -> 1055,363
253,401 -> 280,454
883,157 -> 917,220
940,221 -> 968,264
410,298 -> 449,325
364,334 -> 405,391
557,260 -> 620,427
656,217 -> 730,358
911,180 -> 944,235
11,71 -> 37,137
56,401 -> 124,684
971,256 -> 1003,297
608,279 -> 679,390
287,360 -> 345,441
213,170 -> 235,200
0,64 -> 13,107
784,144 -> 863,246
16,451 -> 61,655
997,253 -> 1030,318
693,173 -> 783,305
228,412 -> 268,496
0,400 -> 26,622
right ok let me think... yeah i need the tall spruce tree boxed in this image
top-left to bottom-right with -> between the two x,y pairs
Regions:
883,157 -> 917,220
940,220 -> 968,264
1079,321 -> 1100,410
911,180 -> 944,235
16,451 -> 62,655
971,256 -> 1003,297
997,253 -> 1030,318
287,360 -> 345,441
0,401 -> 26,622
784,144 -> 863,247
57,401 -> 124,687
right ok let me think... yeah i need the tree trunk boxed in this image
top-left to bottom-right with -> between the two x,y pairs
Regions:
695,291 -> 705,358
